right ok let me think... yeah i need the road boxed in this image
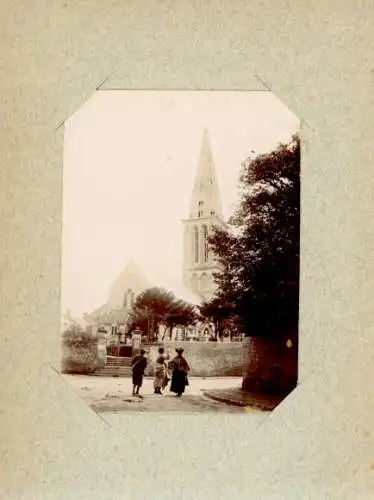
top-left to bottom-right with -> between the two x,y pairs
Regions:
63,374 -> 262,414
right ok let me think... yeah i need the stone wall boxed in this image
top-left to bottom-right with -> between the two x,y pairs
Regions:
145,341 -> 245,377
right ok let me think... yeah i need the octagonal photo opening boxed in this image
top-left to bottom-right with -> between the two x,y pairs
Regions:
61,90 -> 300,416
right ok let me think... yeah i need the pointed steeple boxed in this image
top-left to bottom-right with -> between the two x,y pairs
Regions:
189,128 -> 223,219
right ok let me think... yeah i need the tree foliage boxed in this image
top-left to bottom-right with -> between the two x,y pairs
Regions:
208,135 -> 300,339
61,323 -> 96,349
199,297 -> 243,336
128,287 -> 198,339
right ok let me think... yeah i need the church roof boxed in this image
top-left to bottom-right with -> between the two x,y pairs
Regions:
88,307 -> 131,324
87,258 -> 203,323
109,258 -> 152,293
84,302 -> 110,321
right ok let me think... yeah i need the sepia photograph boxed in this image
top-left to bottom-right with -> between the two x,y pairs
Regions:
2,0 -> 371,496
60,90 -> 300,416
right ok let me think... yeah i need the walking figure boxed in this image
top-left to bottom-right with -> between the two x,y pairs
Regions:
169,347 -> 190,397
131,348 -> 147,397
153,347 -> 170,394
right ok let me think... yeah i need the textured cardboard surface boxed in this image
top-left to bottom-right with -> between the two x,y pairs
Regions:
1,1 -> 374,498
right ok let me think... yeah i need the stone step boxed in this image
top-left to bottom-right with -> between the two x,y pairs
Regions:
106,360 -> 132,367
106,357 -> 132,367
95,366 -> 132,377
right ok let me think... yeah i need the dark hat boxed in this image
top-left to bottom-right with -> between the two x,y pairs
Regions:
176,347 -> 184,354
140,348 -> 146,354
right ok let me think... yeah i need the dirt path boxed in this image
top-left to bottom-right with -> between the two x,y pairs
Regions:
63,374 -> 255,414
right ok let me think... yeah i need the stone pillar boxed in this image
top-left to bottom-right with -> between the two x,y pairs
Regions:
203,225 -> 209,263
193,225 -> 198,265
209,226 -> 215,264
199,226 -> 205,263
185,225 -> 192,269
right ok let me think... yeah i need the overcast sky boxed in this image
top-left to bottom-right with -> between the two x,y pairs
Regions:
61,90 -> 299,316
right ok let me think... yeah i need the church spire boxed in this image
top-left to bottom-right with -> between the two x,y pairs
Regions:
189,128 -> 223,219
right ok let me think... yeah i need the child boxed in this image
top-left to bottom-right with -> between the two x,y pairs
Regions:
131,349 -> 147,397
153,347 -> 170,394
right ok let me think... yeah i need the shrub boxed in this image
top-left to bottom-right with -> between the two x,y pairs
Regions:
61,324 -> 98,374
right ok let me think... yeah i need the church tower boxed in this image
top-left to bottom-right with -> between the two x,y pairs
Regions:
182,128 -> 225,303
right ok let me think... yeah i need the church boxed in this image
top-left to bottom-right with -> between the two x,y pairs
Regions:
85,128 -> 226,334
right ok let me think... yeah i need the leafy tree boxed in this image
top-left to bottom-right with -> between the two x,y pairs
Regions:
127,308 -> 150,336
208,135 -> 300,340
199,298 -> 242,338
128,287 -> 197,341
163,298 -> 197,340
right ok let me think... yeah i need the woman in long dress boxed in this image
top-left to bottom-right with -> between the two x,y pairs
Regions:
169,347 -> 190,397
153,347 -> 170,394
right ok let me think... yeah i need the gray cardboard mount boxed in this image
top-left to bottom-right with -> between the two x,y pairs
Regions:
1,2 -> 374,499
